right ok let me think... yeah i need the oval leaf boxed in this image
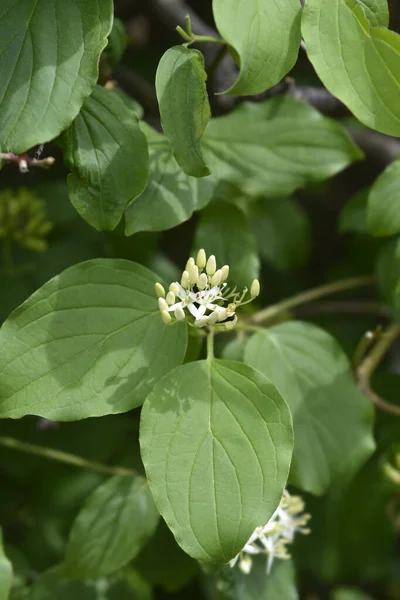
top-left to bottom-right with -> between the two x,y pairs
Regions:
213,0 -> 301,95
59,85 -> 149,231
0,529 -> 12,600
125,125 -> 214,235
0,259 -> 187,420
302,0 -> 400,137
368,159 -> 400,237
202,97 -> 363,197
64,475 -> 159,578
140,359 -> 293,563
0,0 -> 113,153
244,322 -> 375,494
156,46 -> 211,177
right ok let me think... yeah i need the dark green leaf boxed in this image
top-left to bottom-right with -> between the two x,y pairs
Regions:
244,322 -> 375,494
0,0 -> 113,153
59,85 -> 149,231
202,98 -> 362,197
125,125 -> 214,235
339,189 -> 368,234
212,0 -> 301,95
65,475 -> 159,578
193,201 -> 260,289
156,46 -> 211,177
332,588 -> 374,600
140,359 -> 293,563
376,237 -> 400,314
0,259 -> 187,420
368,159 -> 400,236
105,18 -> 128,68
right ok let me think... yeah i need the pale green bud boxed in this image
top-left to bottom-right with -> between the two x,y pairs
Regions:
225,315 -> 238,330
197,273 -> 208,290
196,248 -> 207,269
181,270 -> 189,288
220,265 -> 230,282
185,257 -> 195,272
206,255 -> 216,276
207,311 -> 219,325
216,307 -> 227,322
250,279 -> 260,298
166,291 -> 175,305
210,269 -> 222,287
155,282 -> 166,298
174,305 -> 186,321
189,265 -> 199,285
161,310 -> 172,324
158,297 -> 168,312
169,282 -> 180,295
195,316 -> 208,328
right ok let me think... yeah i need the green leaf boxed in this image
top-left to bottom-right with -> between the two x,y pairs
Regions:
59,85 -> 149,231
209,558 -> 298,600
368,159 -> 400,236
0,259 -> 188,420
339,189 -> 368,234
376,237 -> 400,313
0,529 -> 12,600
105,18 -> 128,68
212,0 -> 301,95
125,125 -> 214,235
332,589 -> 374,600
156,46 -> 211,177
0,0 -> 113,153
193,201 -> 260,289
302,0 -> 400,137
202,98 -> 363,197
65,475 -> 159,578
135,520 -> 198,593
251,198 -> 311,271
356,0 -> 389,27
244,322 -> 375,494
140,359 -> 293,563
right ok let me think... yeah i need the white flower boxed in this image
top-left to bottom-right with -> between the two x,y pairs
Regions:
229,490 -> 311,575
155,250 -> 260,329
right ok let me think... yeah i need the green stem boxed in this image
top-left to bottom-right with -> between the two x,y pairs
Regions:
251,276 -> 376,325
192,35 -> 226,44
0,435 -> 138,477
207,329 -> 215,359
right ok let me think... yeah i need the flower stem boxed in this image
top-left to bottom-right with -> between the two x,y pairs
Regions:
251,276 -> 376,325
207,329 -> 215,360
0,435 -> 138,477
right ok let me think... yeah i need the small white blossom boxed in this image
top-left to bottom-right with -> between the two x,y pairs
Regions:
155,250 -> 260,330
229,490 -> 311,575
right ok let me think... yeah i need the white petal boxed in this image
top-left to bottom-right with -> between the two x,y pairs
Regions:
168,302 -> 183,312
176,283 -> 187,300
187,303 -> 202,319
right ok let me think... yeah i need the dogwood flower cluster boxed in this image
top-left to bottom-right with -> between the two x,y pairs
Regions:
230,490 -> 311,575
155,249 -> 260,329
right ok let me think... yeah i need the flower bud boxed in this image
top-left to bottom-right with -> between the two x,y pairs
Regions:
220,265 -> 230,282
195,316 -> 208,328
155,282 -> 166,298
250,279 -> 260,298
216,307 -> 227,322
189,265 -> 199,285
206,255 -> 216,276
196,248 -> 207,269
181,270 -> 189,288
161,310 -> 172,324
210,269 -> 222,287
174,305 -> 186,321
169,282 -> 180,295
166,291 -> 175,305
158,297 -> 168,312
197,273 -> 208,290
225,315 -> 238,330
185,257 -> 195,272
207,311 -> 219,325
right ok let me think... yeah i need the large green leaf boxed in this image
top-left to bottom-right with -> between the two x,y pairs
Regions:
213,0 -> 301,95
59,85 -> 149,231
125,125 -> 214,235
193,201 -> 260,289
140,359 -> 293,563
209,558 -> 298,600
339,189 -> 368,234
0,0 -> 113,153
156,46 -> 211,177
0,259 -> 187,420
202,98 -> 363,197
302,0 -> 400,137
376,237 -> 400,314
244,322 -> 375,494
0,529 -> 12,600
368,159 -> 400,236
65,475 -> 159,578
251,198 -> 311,271
356,0 -> 389,27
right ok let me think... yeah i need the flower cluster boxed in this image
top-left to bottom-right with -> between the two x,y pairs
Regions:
155,249 -> 260,329
230,490 -> 311,575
